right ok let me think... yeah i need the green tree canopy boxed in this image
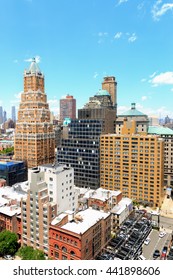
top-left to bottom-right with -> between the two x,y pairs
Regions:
0,230 -> 18,256
17,246 -> 46,260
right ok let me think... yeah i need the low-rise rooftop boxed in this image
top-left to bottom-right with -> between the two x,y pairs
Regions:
61,208 -> 110,234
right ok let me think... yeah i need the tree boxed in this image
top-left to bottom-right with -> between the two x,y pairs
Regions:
0,230 -> 19,256
17,246 -> 46,260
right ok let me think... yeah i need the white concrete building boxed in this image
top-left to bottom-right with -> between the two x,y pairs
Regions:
39,163 -> 78,213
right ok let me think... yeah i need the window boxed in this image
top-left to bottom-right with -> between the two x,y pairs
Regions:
62,246 -> 67,253
49,177 -> 53,181
54,244 -> 59,249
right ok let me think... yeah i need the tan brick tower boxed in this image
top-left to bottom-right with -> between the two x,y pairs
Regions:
14,58 -> 55,168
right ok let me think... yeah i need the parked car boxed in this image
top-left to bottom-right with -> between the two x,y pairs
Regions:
144,237 -> 151,245
160,246 -> 168,260
159,231 -> 166,238
3,255 -> 13,260
138,255 -> 146,260
153,249 -> 160,259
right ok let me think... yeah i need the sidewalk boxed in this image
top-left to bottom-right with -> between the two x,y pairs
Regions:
160,196 -> 173,219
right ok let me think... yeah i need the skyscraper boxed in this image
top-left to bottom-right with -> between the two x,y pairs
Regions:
57,89 -> 116,189
102,76 -> 117,111
60,94 -> 76,121
3,110 -> 7,123
14,58 -> 55,168
11,106 -> 16,122
100,120 -> 164,207
0,106 -> 3,124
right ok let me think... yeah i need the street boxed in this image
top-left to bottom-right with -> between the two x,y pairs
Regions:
142,229 -> 172,260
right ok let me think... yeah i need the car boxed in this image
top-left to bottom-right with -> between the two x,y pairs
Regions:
159,231 -> 166,238
138,255 -> 146,260
153,249 -> 160,259
144,237 -> 151,245
162,246 -> 168,254
3,255 -> 13,260
150,211 -> 159,216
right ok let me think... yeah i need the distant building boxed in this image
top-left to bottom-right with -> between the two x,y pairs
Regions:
116,103 -> 149,134
3,111 -> 7,123
11,106 -> 16,123
100,120 -> 165,207
60,95 -> 76,122
0,106 -> 3,124
165,115 -> 171,125
3,119 -> 15,130
149,116 -> 159,126
102,76 -> 117,111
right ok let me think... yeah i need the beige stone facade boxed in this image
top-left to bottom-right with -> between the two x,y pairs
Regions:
14,58 -> 55,168
102,76 -> 117,109
100,120 -> 165,207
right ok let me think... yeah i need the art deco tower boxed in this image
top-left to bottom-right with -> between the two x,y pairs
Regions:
14,58 -> 55,168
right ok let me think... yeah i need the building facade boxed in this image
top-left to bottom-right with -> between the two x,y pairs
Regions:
14,58 -> 55,168
57,89 -> 116,189
100,120 -> 165,207
49,208 -> 111,260
0,160 -> 27,186
21,168 -> 57,256
0,106 -> 3,124
11,106 -> 16,123
102,76 -> 117,111
116,103 -> 149,134
39,163 -> 77,213
60,94 -> 76,122
148,126 -> 173,187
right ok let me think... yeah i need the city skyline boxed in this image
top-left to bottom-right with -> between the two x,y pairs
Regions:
0,0 -> 173,118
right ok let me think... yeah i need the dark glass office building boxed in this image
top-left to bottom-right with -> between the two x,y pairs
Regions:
0,160 -> 27,186
57,89 -> 117,189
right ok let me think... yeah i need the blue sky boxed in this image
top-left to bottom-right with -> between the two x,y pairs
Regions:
0,0 -> 173,119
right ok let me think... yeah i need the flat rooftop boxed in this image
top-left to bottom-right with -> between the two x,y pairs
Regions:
61,208 -> 110,234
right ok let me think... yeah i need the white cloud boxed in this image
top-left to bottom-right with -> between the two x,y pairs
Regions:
150,72 -> 173,86
93,72 -> 99,79
13,59 -> 18,63
114,32 -> 122,39
152,0 -> 173,21
97,32 -> 108,44
14,92 -> 22,99
128,33 -> 137,42
137,2 -> 145,10
117,0 -> 128,5
48,99 -> 59,115
141,96 -> 147,101
149,71 -> 157,78
98,32 -> 108,37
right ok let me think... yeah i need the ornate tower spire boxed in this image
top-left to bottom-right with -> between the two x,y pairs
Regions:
14,59 -> 55,168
